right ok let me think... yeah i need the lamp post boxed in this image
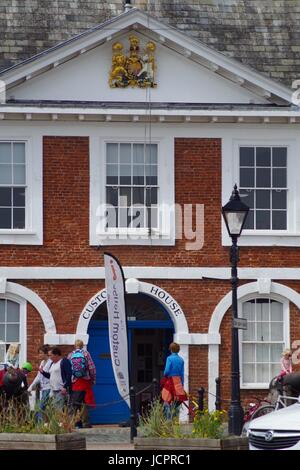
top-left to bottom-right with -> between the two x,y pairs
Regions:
222,184 -> 249,436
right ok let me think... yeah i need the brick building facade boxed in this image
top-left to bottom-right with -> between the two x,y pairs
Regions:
0,6 -> 300,423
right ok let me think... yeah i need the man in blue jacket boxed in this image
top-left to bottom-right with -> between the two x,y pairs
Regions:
40,347 -> 72,409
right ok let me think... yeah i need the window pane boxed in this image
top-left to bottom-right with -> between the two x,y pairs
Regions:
13,165 -> 26,185
272,190 -> 286,210
146,144 -> 157,164
256,168 -> 271,187
256,147 -> 271,167
13,143 -> 25,164
120,144 -> 131,164
145,165 -> 157,185
256,210 -> 270,229
0,324 -> 5,341
133,165 -> 144,185
256,301 -> 269,321
270,322 -> 283,341
0,143 -> 11,163
0,164 -> 12,184
0,208 -> 11,228
133,187 -> 144,205
106,143 -> 118,163
240,189 -> 254,208
13,208 -> 25,229
243,302 -> 255,321
270,344 -> 282,362
13,187 -> 25,207
272,211 -> 286,230
120,165 -> 131,185
106,187 -> 118,206
273,147 -> 287,167
240,168 -> 254,187
243,364 -> 255,382
240,147 -> 254,166
133,144 -> 144,164
0,187 -> 11,206
120,187 -> 131,207
106,207 -> 117,228
146,187 -> 158,205
243,209 -> 254,229
6,324 -> 19,342
257,344 -> 269,362
119,208 -> 130,227
243,322 -> 255,341
256,190 -> 270,209
147,207 -> 158,228
257,322 -> 270,341
0,300 -> 5,322
273,168 -> 286,188
271,301 -> 283,321
0,343 -> 5,362
130,207 -> 145,228
257,364 -> 269,382
106,165 -> 118,185
243,343 -> 255,362
7,301 -> 19,322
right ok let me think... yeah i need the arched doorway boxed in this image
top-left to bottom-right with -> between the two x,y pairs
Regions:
87,292 -> 174,424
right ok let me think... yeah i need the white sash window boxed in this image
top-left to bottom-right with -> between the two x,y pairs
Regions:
240,297 -> 289,388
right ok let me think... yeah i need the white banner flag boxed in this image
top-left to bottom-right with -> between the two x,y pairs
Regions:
104,252 -> 130,408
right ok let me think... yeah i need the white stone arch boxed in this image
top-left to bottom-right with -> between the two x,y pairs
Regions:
4,281 -> 56,334
207,281 -> 300,410
76,279 -> 190,420
0,281 -> 56,364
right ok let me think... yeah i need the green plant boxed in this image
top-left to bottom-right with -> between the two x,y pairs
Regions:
139,399 -> 183,438
191,408 -> 227,439
0,395 -> 81,434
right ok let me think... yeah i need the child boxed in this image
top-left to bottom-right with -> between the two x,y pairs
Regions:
278,349 -> 292,379
5,343 -> 20,369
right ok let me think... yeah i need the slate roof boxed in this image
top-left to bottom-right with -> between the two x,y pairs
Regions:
0,0 -> 299,87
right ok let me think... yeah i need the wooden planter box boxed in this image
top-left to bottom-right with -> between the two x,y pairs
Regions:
0,432 -> 86,450
134,436 -> 248,450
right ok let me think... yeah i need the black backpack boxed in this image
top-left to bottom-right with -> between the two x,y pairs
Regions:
3,369 -> 24,397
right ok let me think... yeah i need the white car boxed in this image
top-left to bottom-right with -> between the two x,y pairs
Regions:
248,402 -> 300,450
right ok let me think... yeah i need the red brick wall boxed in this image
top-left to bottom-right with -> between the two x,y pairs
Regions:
2,135 -> 300,399
21,277 -> 300,401
1,136 -> 299,268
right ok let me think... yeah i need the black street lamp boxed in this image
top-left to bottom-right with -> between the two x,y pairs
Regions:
222,184 -> 249,436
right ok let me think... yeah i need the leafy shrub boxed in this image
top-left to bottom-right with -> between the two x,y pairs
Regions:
191,409 -> 227,439
139,399 -> 183,438
139,399 -> 227,440
0,395 -> 81,434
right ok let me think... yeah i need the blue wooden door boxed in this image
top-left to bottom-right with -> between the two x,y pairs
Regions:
88,319 -> 174,424
88,321 -> 131,424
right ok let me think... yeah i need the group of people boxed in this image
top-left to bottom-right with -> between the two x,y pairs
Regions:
0,339 -> 96,428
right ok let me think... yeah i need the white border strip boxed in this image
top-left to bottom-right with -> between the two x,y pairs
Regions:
2,266 -> 300,279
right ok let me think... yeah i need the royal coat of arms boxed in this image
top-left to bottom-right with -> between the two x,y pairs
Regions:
109,35 -> 157,88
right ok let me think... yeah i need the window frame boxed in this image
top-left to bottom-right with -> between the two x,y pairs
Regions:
222,138 -> 298,246
0,135 -> 43,245
0,141 -> 27,230
239,293 -> 290,389
0,294 -> 27,367
90,135 -> 175,246
239,145 -> 288,231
